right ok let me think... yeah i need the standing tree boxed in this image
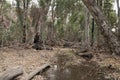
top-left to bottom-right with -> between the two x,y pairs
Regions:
83,5 -> 90,48
116,0 -> 120,40
16,0 -> 31,43
82,0 -> 120,55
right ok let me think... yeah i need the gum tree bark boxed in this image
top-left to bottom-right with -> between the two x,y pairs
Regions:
22,0 -> 29,43
116,0 -> 120,40
82,0 -> 120,55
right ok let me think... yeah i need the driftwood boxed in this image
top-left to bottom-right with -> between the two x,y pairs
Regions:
0,66 -> 23,80
25,63 -> 50,80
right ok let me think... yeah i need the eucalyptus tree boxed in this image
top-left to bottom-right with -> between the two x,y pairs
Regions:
82,0 -> 120,55
0,0 -> 5,46
97,0 -> 117,48
83,4 -> 90,48
37,0 -> 51,40
90,0 -> 102,47
103,0 -> 116,26
46,0 -> 56,41
55,0 -> 84,42
116,0 -> 120,40
15,0 -> 31,43
29,5 -> 41,43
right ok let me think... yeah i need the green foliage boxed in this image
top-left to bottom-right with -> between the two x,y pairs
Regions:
54,0 -> 84,40
16,0 -> 24,27
103,0 -> 117,26
0,23 -> 23,45
38,0 -> 51,7
0,0 -> 118,46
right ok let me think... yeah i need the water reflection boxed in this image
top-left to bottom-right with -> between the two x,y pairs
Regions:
45,54 -> 109,80
45,62 -> 108,80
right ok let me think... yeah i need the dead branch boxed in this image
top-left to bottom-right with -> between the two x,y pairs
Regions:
25,63 -> 50,80
0,66 -> 23,80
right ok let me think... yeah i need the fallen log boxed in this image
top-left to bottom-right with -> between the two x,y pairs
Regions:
80,53 -> 93,60
0,66 -> 23,80
25,63 -> 50,80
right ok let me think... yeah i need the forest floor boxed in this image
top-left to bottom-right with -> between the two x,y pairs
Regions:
0,47 -> 120,80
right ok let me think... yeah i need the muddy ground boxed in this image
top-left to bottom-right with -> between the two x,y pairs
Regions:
0,47 -> 120,80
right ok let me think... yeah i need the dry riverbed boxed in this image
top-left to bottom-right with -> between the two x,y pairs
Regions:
0,47 -> 120,80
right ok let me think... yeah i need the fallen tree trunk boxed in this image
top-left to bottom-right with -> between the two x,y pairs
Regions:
25,63 -> 50,80
0,66 -> 23,80
82,0 -> 120,55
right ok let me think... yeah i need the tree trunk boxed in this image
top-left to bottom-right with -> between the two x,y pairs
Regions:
22,0 -> 28,43
97,0 -> 102,8
96,0 -> 102,48
84,6 -> 90,48
116,0 -> 120,40
22,25 -> 26,43
91,18 -> 94,46
82,0 -> 120,55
